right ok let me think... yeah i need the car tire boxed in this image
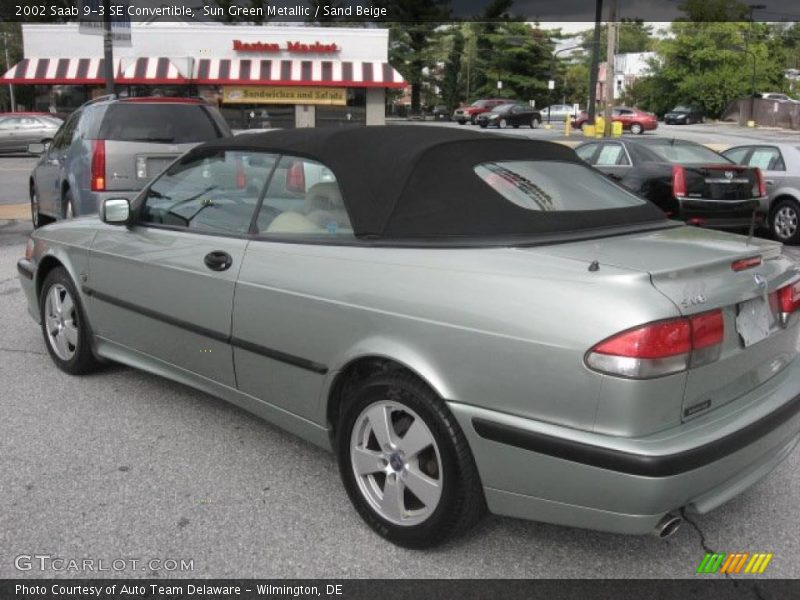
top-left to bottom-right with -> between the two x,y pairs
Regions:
479,122 -> 487,128
30,182 -> 52,229
337,370 -> 485,549
771,198 -> 800,245
499,118 -> 507,129
630,123 -> 644,135
531,117 -> 540,129
63,189 -> 75,220
457,120 -> 466,125
39,267 -> 102,375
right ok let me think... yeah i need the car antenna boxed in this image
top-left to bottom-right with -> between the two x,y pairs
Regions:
746,210 -> 756,245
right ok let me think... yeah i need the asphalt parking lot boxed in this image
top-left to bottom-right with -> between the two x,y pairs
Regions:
1,123 -> 800,582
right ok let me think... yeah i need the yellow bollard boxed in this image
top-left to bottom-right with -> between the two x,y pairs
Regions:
583,124 -> 595,137
594,115 -> 605,138
564,116 -> 571,137
612,121 -> 623,137
747,120 -> 756,128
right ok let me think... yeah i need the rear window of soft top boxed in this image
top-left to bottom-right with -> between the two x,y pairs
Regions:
97,103 -> 224,143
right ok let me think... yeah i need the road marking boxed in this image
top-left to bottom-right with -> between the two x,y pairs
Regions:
0,203 -> 29,220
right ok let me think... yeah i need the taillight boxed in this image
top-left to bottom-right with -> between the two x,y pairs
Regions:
731,256 -> 762,271
91,140 -> 106,192
25,237 -> 34,260
778,281 -> 800,315
754,167 -> 767,197
586,309 -> 724,379
286,160 -> 305,193
672,165 -> 687,198
688,217 -> 706,226
235,157 -> 246,189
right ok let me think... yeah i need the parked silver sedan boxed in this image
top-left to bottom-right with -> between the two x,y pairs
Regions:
723,143 -> 800,244
17,127 -> 800,548
0,113 -> 61,154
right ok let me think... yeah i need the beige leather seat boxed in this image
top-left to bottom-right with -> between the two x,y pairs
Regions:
265,212 -> 324,234
304,182 -> 351,231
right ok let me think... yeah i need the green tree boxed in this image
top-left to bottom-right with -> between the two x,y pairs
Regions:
577,19 -> 655,59
383,0 -> 451,113
440,27 -> 464,112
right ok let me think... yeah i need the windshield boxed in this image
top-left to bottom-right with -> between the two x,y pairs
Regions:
471,100 -> 489,108
647,143 -> 730,165
672,106 -> 691,111
474,160 -> 647,212
491,104 -> 514,113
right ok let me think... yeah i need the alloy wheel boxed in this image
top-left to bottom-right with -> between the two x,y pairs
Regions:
44,283 -> 78,361
499,118 -> 507,129
30,189 -> 39,228
65,200 -> 74,219
349,400 -> 443,527
774,205 -> 798,240
631,123 -> 643,134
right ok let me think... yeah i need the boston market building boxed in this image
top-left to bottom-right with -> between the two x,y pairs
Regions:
1,22 -> 406,128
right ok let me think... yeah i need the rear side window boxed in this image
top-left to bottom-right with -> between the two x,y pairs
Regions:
647,143 -> 728,165
474,161 -> 646,212
97,104 -> 222,143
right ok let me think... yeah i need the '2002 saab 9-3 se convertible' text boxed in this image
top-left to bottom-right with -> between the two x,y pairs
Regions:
17,127 -> 800,548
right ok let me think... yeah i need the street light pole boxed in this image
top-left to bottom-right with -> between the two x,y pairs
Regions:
2,31 -> 16,112
587,0 -> 603,125
102,0 -> 115,95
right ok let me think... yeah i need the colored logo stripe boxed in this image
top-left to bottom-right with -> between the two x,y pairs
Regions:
696,553 -> 773,574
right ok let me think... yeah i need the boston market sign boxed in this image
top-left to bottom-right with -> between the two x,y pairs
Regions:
233,40 -> 340,54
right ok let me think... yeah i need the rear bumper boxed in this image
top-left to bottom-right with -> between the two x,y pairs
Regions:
676,197 -> 766,229
448,355 -> 800,534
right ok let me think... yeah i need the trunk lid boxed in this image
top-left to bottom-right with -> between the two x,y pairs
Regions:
540,225 -> 799,419
682,163 -> 759,201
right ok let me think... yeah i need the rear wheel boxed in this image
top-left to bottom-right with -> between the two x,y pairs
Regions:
498,118 -> 507,129
337,371 -> 485,548
772,198 -> 800,244
479,122 -> 488,128
39,267 -> 102,375
531,117 -> 540,129
63,189 -> 75,220
457,119 -> 466,125
30,182 -> 52,229
630,123 -> 644,135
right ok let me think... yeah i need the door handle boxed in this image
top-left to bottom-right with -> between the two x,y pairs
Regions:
204,251 -> 233,272
765,180 -> 775,186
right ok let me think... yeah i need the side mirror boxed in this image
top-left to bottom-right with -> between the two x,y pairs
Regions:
102,198 -> 131,225
27,142 -> 47,155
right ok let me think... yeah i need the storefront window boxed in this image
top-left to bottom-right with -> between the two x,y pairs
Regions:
218,105 -> 296,130
316,89 -> 366,127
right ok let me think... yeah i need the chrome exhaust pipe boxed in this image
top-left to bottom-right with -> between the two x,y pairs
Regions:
653,513 -> 683,539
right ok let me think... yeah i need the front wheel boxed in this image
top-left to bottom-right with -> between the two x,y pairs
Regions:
772,198 -> 800,244
630,123 -> 644,135
39,267 -> 102,375
531,117 -> 540,129
498,118 -> 507,129
337,371 -> 485,548
479,122 -> 488,128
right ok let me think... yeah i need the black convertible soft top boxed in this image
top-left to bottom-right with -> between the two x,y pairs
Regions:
199,126 -> 667,240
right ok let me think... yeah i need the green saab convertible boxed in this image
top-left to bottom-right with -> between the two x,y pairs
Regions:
17,127 -> 800,548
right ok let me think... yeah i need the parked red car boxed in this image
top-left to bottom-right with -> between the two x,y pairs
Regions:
571,107 -> 658,134
452,99 -> 514,125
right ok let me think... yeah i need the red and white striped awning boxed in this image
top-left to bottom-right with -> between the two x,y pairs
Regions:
1,57 -> 119,85
118,57 -> 189,84
194,59 -> 405,88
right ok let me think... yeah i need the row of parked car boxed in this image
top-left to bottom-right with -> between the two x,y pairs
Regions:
11,94 -> 800,248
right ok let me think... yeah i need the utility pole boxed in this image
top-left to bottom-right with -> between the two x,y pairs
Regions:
3,31 -> 16,112
587,0 -> 603,124
103,0 -> 114,95
603,0 -> 617,136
